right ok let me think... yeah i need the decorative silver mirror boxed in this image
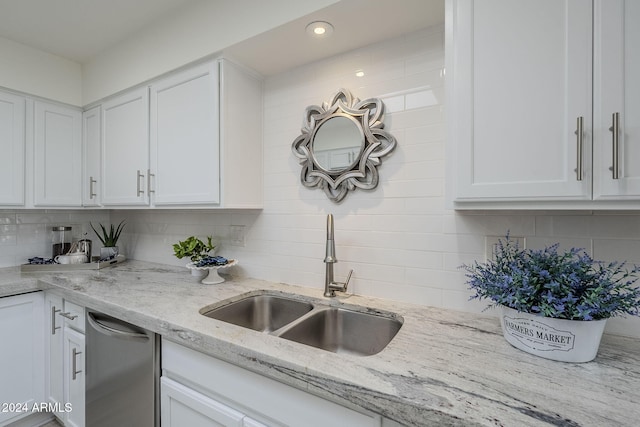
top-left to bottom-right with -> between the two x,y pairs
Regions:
292,88 -> 397,202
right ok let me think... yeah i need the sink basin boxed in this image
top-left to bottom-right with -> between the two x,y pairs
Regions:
201,291 -> 403,356
279,307 -> 402,356
201,294 -> 313,333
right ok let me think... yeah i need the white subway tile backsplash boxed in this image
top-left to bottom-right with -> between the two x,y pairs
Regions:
406,89 -> 439,109
0,214 -> 16,225
0,234 -> 17,247
381,95 -> 405,113
17,224 -> 47,244
593,239 -> 640,264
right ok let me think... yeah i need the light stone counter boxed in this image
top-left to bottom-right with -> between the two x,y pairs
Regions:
2,261 -> 639,426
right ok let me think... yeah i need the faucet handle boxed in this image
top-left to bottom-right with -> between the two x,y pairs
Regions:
344,269 -> 353,290
329,269 -> 353,296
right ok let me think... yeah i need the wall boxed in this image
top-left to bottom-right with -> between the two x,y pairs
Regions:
0,210 -> 110,267
81,0 -> 338,105
0,37 -> 82,106
111,25 -> 640,339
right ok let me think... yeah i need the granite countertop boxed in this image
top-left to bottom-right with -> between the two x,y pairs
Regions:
2,261 -> 639,426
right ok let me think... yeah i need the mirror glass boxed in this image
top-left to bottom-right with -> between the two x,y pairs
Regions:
312,116 -> 364,172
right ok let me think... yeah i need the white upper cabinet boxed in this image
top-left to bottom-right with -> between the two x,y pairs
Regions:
33,100 -> 83,206
150,61 -> 220,205
218,59 -> 263,208
593,0 -> 640,199
101,87 -> 150,206
447,0 -> 640,209
82,106 -> 101,206
99,58 -> 262,208
0,90 -> 25,205
447,0 -> 592,205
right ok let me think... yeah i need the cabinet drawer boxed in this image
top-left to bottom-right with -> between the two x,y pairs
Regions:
62,301 -> 85,333
162,339 -> 378,427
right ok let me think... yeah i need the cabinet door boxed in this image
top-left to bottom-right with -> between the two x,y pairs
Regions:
82,106 -> 101,206
45,293 -> 65,419
0,91 -> 25,206
150,61 -> 220,205
161,377 -> 245,427
0,292 -> 44,425
593,0 -> 640,198
102,87 -> 149,206
33,101 -> 82,206
447,0 -> 592,202
64,327 -> 85,427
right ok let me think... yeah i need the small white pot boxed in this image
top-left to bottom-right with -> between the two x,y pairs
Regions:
100,246 -> 119,259
499,305 -> 607,363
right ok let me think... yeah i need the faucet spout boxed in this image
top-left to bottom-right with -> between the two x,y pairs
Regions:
323,214 -> 353,297
324,214 -> 336,263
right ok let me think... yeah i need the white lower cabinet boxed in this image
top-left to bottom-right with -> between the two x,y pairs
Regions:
45,293 -> 64,417
0,292 -> 44,426
161,339 -> 380,427
63,328 -> 85,427
44,292 -> 85,426
162,377 -> 258,427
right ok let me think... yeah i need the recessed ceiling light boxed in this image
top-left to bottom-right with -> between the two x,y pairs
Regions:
355,70 -> 365,77
306,21 -> 334,38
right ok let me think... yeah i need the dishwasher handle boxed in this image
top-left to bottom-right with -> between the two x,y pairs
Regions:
87,311 -> 150,342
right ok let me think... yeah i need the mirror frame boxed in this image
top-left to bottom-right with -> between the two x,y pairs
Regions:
291,88 -> 397,202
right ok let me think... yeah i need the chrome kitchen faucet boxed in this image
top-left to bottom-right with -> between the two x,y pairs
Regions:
324,214 -> 353,297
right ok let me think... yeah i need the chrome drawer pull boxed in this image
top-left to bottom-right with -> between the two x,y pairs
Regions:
89,176 -> 97,199
59,311 -> 78,321
72,348 -> 82,380
137,170 -> 145,196
148,169 -> 155,194
51,306 -> 61,335
575,116 -> 584,181
609,112 -> 620,180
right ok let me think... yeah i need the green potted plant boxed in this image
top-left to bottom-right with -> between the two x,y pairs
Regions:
90,220 -> 126,259
462,236 -> 640,362
173,236 -> 217,279
172,236 -> 216,263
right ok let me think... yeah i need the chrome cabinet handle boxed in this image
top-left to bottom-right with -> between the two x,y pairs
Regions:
575,116 -> 584,181
72,348 -> 82,380
136,170 -> 145,196
51,306 -> 61,335
59,311 -> 78,321
89,176 -> 97,199
609,112 -> 620,180
148,169 -> 155,194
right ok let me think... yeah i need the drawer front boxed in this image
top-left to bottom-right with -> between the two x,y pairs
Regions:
62,301 -> 85,333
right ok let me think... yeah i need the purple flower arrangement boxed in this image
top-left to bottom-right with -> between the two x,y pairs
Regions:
463,236 -> 640,321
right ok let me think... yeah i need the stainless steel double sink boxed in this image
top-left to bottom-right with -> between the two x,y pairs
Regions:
200,292 -> 403,356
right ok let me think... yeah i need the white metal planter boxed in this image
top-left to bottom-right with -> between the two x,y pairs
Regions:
499,305 -> 607,363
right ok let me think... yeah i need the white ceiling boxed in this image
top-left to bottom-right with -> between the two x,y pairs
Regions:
0,0 -> 444,73
0,0 -> 200,62
225,0 -> 444,76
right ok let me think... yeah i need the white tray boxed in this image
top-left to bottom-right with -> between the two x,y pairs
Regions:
20,255 -> 127,272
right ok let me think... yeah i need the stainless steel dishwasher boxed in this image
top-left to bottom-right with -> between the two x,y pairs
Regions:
86,310 -> 159,426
